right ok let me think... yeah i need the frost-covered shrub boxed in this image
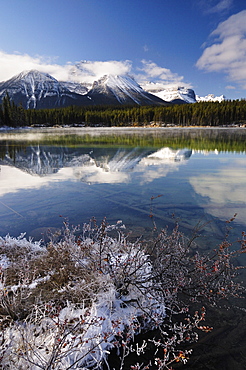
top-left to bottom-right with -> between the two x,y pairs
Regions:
0,217 -> 245,369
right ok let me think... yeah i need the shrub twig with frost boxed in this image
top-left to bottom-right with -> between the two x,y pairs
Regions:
0,216 -> 245,369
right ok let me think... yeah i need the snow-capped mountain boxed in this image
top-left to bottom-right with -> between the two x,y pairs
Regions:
0,69 -> 226,109
196,94 -> 226,103
146,147 -> 192,162
87,75 -> 169,106
0,70 -> 169,108
0,70 -> 90,109
143,84 -> 226,104
143,84 -> 197,104
61,81 -> 89,95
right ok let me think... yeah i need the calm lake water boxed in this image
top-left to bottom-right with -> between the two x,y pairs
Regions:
0,127 -> 245,252
1,126 -> 246,368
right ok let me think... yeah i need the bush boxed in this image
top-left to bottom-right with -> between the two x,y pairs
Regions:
0,217 -> 245,369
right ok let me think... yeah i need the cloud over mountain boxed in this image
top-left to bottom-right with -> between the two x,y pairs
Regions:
196,10 -> 246,89
0,51 -> 73,82
0,52 -> 133,83
0,51 -> 189,90
136,60 -> 186,86
73,60 -> 132,83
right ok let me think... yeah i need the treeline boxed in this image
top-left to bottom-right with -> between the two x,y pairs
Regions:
1,94 -> 246,127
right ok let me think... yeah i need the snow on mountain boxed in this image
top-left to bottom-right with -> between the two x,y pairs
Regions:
88,75 -> 169,106
155,87 -> 196,104
61,81 -> 89,95
0,70 -> 89,109
105,75 -> 147,103
0,68 -> 227,109
143,83 -> 226,104
0,71 -> 169,108
142,84 -> 197,104
196,94 -> 226,102
0,70 -> 62,108
147,147 -> 192,162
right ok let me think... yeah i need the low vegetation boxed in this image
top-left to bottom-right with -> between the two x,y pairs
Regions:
0,215 -> 245,369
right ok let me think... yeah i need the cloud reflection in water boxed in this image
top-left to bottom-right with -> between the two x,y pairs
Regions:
189,158 -> 246,225
0,147 -> 192,195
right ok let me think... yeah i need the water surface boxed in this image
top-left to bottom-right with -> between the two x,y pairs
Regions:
0,127 -> 245,251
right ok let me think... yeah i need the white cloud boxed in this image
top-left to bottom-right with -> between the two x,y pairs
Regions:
190,159 -> 246,225
196,10 -> 246,89
206,0 -> 233,14
0,51 -> 74,82
72,60 -> 132,83
211,10 -> 246,38
198,0 -> 233,15
136,149 -> 190,184
139,60 -> 184,82
136,60 -> 191,90
0,165 -> 75,196
0,51 -> 132,83
0,51 -> 190,90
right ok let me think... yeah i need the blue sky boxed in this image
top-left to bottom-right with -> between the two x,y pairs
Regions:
0,0 -> 246,99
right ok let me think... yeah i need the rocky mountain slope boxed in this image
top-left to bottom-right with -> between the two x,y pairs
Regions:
0,69 -> 226,109
0,70 -> 169,109
142,83 -> 226,104
87,75 -> 169,106
0,70 -> 92,109
147,86 -> 197,104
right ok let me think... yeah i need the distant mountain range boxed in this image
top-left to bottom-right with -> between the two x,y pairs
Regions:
143,84 -> 226,104
195,94 -> 226,103
144,85 -> 197,104
0,70 -> 226,109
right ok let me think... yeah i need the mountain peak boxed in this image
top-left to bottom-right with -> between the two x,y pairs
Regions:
89,74 -> 169,106
143,84 -> 197,104
0,69 -> 90,109
3,69 -> 229,109
196,94 -> 226,102
12,69 -> 58,83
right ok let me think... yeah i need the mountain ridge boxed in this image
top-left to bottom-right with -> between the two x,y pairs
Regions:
0,70 -> 92,109
87,74 -> 169,106
0,70 -> 170,109
0,69 -> 225,109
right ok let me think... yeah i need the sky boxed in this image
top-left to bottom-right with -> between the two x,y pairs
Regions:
0,0 -> 246,99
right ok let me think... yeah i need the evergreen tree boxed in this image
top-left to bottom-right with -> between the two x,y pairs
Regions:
2,92 -> 13,126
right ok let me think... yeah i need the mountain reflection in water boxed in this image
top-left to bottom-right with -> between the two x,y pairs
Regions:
0,128 -> 246,370
0,146 -> 192,185
0,127 -> 245,248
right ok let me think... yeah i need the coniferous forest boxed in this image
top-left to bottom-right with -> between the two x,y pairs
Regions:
1,93 -> 246,128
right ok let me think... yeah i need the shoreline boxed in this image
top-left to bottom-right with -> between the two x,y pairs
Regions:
0,124 -> 246,133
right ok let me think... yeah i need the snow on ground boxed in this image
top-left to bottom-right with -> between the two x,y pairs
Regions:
0,225 -> 166,369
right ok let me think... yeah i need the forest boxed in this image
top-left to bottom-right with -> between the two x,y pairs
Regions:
1,93 -> 246,127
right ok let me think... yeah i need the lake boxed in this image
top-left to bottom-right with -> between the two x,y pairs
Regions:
0,127 -> 245,252
1,126 -> 246,369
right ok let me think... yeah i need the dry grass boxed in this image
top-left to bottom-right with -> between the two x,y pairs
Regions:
0,218 -> 245,369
